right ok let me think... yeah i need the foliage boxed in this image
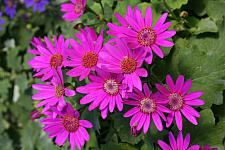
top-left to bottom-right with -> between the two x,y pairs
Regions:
0,0 -> 225,149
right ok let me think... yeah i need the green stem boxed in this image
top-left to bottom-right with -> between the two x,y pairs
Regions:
86,5 -> 99,17
99,1 -> 105,15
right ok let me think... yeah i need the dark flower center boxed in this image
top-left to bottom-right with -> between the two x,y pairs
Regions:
120,57 -> 137,74
82,51 -> 98,68
140,98 -> 156,114
74,2 -> 84,14
168,93 -> 184,111
62,114 -> 79,132
103,79 -> 119,95
138,27 -> 156,46
55,85 -> 64,98
50,54 -> 63,68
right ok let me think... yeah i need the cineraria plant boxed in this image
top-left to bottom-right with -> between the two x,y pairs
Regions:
0,0 -> 224,150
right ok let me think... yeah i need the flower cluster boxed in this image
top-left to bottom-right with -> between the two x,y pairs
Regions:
28,3 -> 216,150
0,0 -> 49,25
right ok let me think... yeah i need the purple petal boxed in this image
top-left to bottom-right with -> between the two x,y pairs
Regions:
124,107 -> 140,117
181,109 -> 198,125
145,7 -> 152,27
181,80 -> 192,95
143,115 -> 150,134
158,140 -> 172,150
175,75 -> 184,92
183,133 -> 190,150
152,113 -> 163,131
184,92 -> 204,100
175,111 -> 183,130
168,132 -> 177,150
166,74 -> 175,92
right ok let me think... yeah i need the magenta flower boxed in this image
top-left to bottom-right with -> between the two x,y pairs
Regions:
123,83 -> 170,133
158,131 -> 200,150
65,27 -> 104,81
76,69 -> 126,119
41,103 -> 92,150
28,35 -> 69,81
31,110 -> 41,121
32,69 -> 75,112
24,0 -> 49,12
99,38 -> 147,91
61,0 -> 86,22
156,74 -> 205,130
28,37 -> 47,55
107,6 -> 176,64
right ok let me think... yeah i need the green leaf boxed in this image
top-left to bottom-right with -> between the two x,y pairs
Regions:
113,0 -> 140,22
0,79 -> 11,102
7,48 -> 22,71
188,0 -> 207,17
191,17 -> 218,34
166,0 -> 188,10
0,133 -> 13,150
20,121 -> 41,150
101,141 -> 137,150
206,0 -> 225,22
168,22 -> 225,108
0,113 -> 10,134
81,109 -> 101,133
183,109 -> 225,149
113,113 -> 143,144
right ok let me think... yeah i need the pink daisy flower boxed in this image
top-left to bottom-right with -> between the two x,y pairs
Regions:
28,35 -> 69,81
156,74 -> 205,130
158,131 -> 200,150
32,69 -> 76,112
123,83 -> 170,133
76,68 -> 126,119
61,0 -> 86,22
99,38 -> 147,91
107,6 -> 176,64
28,37 -> 46,55
65,27 -> 104,81
41,103 -> 93,150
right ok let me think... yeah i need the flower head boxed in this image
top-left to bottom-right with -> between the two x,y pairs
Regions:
123,83 -> 170,133
41,103 -> 93,150
24,0 -> 49,12
28,37 -> 47,55
31,110 -> 41,121
107,6 -> 176,64
28,35 -> 69,81
76,68 -> 126,119
65,27 -> 104,81
61,0 -> 86,22
32,69 -> 75,112
156,74 -> 205,130
4,0 -> 17,19
99,38 -> 147,91
0,12 -> 5,30
158,131 -> 200,150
